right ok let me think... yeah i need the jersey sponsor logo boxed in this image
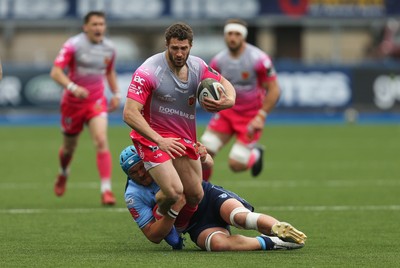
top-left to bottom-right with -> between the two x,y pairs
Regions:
174,87 -> 188,94
133,74 -> 145,86
154,153 -> 163,159
218,193 -> 228,199
183,138 -> 193,145
241,71 -> 250,80
129,207 -> 140,220
128,84 -> 142,95
158,106 -> 195,119
149,145 -> 159,152
157,94 -> 176,102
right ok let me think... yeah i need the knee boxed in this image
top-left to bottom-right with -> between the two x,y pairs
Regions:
228,143 -> 251,172
228,159 -> 247,172
93,135 -> 108,151
205,231 -> 229,251
165,188 -> 184,204
186,188 -> 204,206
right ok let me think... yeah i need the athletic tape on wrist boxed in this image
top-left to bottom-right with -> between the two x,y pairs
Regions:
66,82 -> 77,92
167,208 -> 179,219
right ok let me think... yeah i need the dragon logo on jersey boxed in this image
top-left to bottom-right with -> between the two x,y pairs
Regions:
104,57 -> 111,66
188,95 -> 195,106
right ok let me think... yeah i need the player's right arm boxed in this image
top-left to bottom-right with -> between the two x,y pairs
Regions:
123,70 -> 185,158
50,43 -> 88,99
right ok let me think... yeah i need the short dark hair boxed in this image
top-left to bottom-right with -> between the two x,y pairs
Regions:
165,22 -> 194,46
84,11 -> 106,24
225,18 -> 248,28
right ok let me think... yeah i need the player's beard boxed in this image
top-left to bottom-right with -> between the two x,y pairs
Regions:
228,40 -> 242,54
168,51 -> 188,68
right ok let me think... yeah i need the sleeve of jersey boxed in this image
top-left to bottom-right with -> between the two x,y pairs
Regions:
53,41 -> 74,69
126,68 -> 154,105
127,194 -> 154,229
208,57 -> 220,73
200,60 -> 222,82
106,51 -> 116,73
256,55 -> 277,84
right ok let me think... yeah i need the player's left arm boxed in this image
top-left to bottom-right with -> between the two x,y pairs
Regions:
106,69 -> 121,112
249,57 -> 281,132
196,142 -> 214,169
248,79 -> 280,134
141,216 -> 177,244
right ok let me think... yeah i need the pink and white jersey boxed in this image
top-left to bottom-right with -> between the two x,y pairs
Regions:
210,43 -> 276,114
54,32 -> 116,104
127,52 -> 221,142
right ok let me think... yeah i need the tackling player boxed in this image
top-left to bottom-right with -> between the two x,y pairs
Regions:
123,22 -> 236,231
200,19 -> 281,181
121,144 -> 307,251
50,11 -> 120,205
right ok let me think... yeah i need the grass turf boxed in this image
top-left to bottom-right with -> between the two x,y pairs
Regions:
1,124 -> 399,267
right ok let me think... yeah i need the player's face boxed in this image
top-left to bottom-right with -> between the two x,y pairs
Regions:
128,163 -> 153,186
166,38 -> 192,68
83,15 -> 106,44
225,31 -> 244,53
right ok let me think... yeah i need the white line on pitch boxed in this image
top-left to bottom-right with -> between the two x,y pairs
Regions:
1,205 -> 400,214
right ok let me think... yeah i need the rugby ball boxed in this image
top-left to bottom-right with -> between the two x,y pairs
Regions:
197,78 -> 225,106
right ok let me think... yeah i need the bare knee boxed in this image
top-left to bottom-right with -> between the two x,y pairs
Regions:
93,135 -> 108,151
228,159 -> 247,172
204,231 -> 230,251
185,188 -> 204,206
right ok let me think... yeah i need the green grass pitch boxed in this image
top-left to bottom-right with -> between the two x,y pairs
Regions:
1,124 -> 399,267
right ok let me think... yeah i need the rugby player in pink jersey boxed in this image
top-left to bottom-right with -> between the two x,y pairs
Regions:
200,19 -> 281,181
123,22 -> 236,231
50,11 -> 120,205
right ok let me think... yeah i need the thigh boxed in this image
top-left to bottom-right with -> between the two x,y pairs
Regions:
60,101 -> 85,135
148,160 -> 183,197
173,157 -> 202,197
87,115 -> 108,144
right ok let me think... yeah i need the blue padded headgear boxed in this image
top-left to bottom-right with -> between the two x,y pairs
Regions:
120,145 -> 142,175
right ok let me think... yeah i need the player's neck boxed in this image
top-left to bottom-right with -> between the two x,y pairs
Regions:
165,53 -> 188,81
229,43 -> 246,58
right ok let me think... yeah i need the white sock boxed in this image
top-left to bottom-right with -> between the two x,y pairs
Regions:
252,148 -> 261,161
101,180 -> 112,193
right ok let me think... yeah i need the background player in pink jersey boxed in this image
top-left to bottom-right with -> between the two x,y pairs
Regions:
200,19 -> 281,181
50,11 -> 120,205
123,22 -> 236,231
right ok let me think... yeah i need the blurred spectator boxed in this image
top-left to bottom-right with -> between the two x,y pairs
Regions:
369,19 -> 400,60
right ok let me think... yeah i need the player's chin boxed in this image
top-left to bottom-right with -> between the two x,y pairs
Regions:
174,59 -> 185,67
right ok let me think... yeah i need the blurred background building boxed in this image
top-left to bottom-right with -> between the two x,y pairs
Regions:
1,0 -> 400,123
